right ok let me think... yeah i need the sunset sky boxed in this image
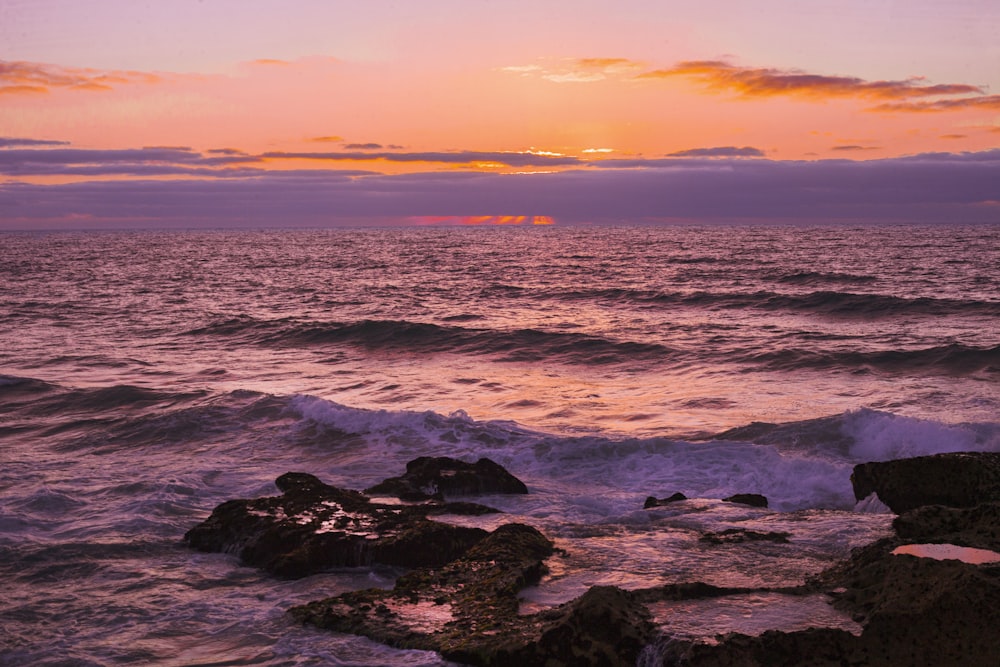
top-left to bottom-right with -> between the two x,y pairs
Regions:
2,0 -> 999,227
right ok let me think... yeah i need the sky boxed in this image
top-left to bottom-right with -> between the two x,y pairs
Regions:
1,0 -> 999,228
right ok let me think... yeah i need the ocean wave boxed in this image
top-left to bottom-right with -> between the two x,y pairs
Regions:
506,286 -> 1000,318
7,378 -> 1000,513
711,408 -> 1000,462
186,316 -> 673,365
0,374 -> 58,395
740,343 -> 1000,376
27,384 -> 208,417
771,271 -> 878,286
287,397 -> 1000,511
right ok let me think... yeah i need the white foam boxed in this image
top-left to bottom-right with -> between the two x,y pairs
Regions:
854,492 -> 892,514
842,408 -> 998,461
287,397 -> 997,513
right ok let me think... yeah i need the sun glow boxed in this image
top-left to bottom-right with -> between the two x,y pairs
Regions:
412,215 -> 555,226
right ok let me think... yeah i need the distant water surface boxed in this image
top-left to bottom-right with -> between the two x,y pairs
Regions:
1,225 -> 998,665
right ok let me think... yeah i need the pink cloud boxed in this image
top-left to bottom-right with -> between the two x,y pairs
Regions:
0,60 -> 161,95
639,60 -> 983,100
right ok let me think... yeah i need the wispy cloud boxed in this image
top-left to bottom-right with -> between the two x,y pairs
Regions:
343,143 -> 384,150
868,95 -> 1000,113
0,137 -> 71,148
667,146 -> 764,158
262,150 -> 583,167
308,136 -> 345,143
831,145 -> 880,152
502,57 -> 642,83
0,146 -> 262,178
638,60 -> 983,102
0,60 -> 161,95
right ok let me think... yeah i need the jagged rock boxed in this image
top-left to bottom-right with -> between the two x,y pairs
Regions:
722,493 -> 769,508
699,529 -> 790,545
893,502 -> 1000,552
851,452 -> 1000,513
365,456 -> 529,501
662,537 -> 1000,666
656,627 -> 862,667
644,492 -> 687,508
510,585 -> 655,667
292,524 -> 654,667
184,472 -> 495,577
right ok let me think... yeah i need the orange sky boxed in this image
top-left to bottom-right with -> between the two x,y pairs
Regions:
3,52 -> 998,170
1,1 -> 998,226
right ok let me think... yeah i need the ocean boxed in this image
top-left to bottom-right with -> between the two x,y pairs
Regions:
1,224 -> 998,665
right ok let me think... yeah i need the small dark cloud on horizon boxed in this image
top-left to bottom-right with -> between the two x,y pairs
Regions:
0,146 -> 261,176
262,150 -> 583,167
667,146 -> 765,158
0,137 -> 71,148
207,147 -> 250,155
832,145 -> 880,152
343,143 -> 384,150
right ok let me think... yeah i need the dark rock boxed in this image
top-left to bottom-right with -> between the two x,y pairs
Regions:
822,538 -> 1000,666
665,537 -> 1000,665
656,627 -> 862,667
365,456 -> 528,500
644,492 -> 687,508
893,502 -> 1000,552
292,524 -> 655,666
722,493 -> 768,508
184,472 -> 495,577
699,529 -> 790,545
851,452 -> 1000,513
512,585 -> 655,667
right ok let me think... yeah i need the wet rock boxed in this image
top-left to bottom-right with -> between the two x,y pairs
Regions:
722,493 -> 768,508
699,529 -> 790,545
851,452 -> 1000,513
292,524 -> 655,666
655,626 -> 861,667
661,537 -> 1000,666
511,585 -> 656,667
820,538 -> 1000,666
893,502 -> 1000,552
365,456 -> 528,501
644,492 -> 687,508
184,472 -> 495,577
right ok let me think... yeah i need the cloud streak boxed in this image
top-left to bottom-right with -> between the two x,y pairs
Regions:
262,150 -> 584,167
667,146 -> 765,158
638,60 -> 983,100
0,146 -> 263,178
0,60 -> 160,95
869,95 -> 1000,113
636,60 -> 1000,114
502,57 -> 643,83
0,137 -> 71,148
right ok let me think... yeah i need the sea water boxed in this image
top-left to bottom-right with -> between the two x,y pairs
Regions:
1,225 -> 998,665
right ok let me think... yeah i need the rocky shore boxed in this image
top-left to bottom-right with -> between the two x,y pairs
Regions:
185,452 -> 1000,666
